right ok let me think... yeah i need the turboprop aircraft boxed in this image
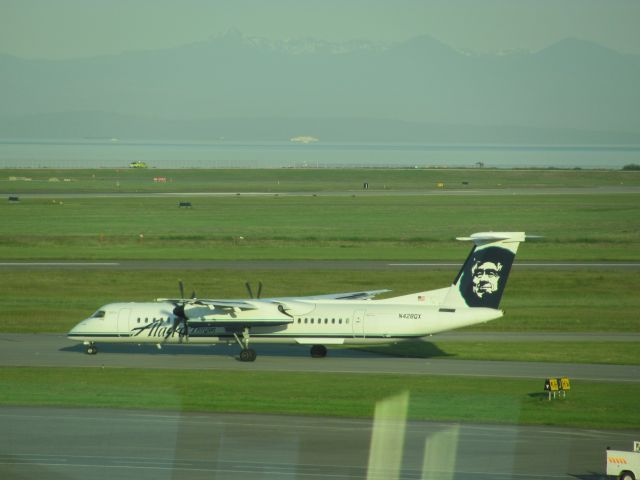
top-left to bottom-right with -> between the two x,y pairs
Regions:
68,232 -> 526,361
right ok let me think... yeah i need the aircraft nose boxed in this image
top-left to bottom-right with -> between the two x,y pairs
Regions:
68,319 -> 89,336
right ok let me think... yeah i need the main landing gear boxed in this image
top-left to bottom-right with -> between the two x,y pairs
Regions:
310,345 -> 327,358
234,327 -> 257,362
85,342 -> 98,355
239,348 -> 257,362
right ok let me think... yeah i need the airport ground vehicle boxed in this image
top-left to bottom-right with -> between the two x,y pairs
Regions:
607,442 -> 640,480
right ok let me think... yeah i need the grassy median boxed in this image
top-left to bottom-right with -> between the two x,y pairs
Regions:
0,367 -> 637,429
0,193 -> 638,260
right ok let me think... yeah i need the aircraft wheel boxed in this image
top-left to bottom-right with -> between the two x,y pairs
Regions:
86,345 -> 97,355
310,345 -> 327,358
620,472 -> 635,480
240,349 -> 257,362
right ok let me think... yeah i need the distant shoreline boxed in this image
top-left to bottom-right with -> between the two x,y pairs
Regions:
1,139 -> 638,170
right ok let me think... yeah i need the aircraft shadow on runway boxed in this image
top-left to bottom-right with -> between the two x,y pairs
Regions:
60,341 -> 453,360
357,342 -> 453,359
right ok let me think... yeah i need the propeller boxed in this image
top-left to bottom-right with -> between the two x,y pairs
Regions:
167,279 -> 193,342
245,281 -> 263,299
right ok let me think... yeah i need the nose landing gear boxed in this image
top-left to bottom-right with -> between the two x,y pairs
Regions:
84,342 -> 98,355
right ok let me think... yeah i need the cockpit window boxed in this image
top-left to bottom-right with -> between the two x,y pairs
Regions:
91,310 -> 106,318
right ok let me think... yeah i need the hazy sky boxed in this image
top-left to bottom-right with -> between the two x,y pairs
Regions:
2,0 -> 640,59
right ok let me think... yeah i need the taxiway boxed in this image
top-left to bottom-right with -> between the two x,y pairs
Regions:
1,334 -> 638,382
1,406 -> 635,479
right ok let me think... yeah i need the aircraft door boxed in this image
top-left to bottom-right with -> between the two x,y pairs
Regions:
117,308 -> 131,336
352,310 -> 365,338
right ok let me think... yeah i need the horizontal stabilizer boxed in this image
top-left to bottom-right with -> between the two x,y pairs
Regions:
456,232 -> 526,244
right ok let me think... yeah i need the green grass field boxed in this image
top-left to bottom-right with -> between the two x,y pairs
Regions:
3,167 -> 639,193
0,367 -> 636,429
359,341 -> 640,365
1,193 -> 638,260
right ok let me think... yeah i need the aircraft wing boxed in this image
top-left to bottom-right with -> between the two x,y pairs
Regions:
156,299 -> 257,311
171,299 -> 293,327
283,289 -> 391,301
193,300 -> 258,311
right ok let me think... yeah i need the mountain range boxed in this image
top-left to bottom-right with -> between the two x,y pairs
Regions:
1,30 -> 639,143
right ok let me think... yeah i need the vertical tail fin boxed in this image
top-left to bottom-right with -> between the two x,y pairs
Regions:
444,232 -> 525,309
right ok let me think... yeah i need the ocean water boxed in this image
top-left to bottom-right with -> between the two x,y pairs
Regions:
1,139 -> 639,169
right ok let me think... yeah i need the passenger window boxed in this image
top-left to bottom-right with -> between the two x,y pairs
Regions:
325,319 -> 328,324
331,319 -> 335,324
304,318 -> 308,324
339,319 -> 342,324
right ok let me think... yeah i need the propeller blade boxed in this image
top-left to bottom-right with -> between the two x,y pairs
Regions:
256,281 -> 263,299
245,282 -> 254,299
179,280 -> 185,300
165,316 -> 180,340
173,304 -> 186,319
190,290 -> 196,299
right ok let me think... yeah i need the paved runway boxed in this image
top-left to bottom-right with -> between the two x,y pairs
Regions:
12,185 -> 640,198
2,334 -> 639,382
1,406 -> 636,479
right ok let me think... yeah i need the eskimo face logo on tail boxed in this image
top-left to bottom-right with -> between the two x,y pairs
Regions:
471,260 -> 502,298
459,246 -> 515,308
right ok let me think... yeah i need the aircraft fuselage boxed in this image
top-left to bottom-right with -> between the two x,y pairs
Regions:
68,300 -> 501,346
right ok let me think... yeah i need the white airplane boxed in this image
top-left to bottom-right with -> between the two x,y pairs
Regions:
69,232 -> 526,361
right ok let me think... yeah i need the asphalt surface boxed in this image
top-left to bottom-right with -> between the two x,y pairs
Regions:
10,185 -> 640,198
1,406 -> 636,479
2,333 -> 639,382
